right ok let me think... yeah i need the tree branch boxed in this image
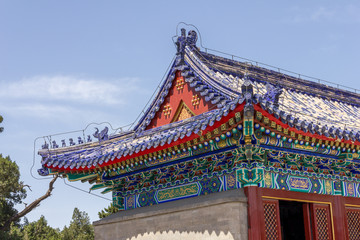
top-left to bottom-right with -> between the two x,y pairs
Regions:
0,175 -> 58,231
23,184 -> 32,191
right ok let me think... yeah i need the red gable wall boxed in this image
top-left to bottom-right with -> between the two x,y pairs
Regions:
146,71 -> 215,130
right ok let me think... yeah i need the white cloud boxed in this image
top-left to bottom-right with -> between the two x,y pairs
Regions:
1,102 -> 77,118
0,75 -> 139,105
0,74 -> 147,125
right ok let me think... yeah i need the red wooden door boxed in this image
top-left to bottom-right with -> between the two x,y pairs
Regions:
310,204 -> 333,240
263,199 -> 282,240
346,207 -> 360,240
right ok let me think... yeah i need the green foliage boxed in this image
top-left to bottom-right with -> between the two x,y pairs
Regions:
0,199 -> 19,230
0,154 -> 27,230
0,222 -> 23,240
0,154 -> 27,202
62,208 -> 94,240
0,216 -> 62,240
0,143 -> 94,239
98,203 -> 118,219
22,216 -> 61,240
0,115 -> 3,133
8,224 -> 23,240
1,208 -> 95,240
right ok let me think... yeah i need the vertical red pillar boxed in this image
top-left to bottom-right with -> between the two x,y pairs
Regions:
245,186 -> 266,240
303,203 -> 312,240
333,196 -> 347,240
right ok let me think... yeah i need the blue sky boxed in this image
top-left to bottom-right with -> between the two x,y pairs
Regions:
0,1 -> 359,229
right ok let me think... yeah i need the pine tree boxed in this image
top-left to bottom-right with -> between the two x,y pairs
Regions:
98,203 -> 118,219
0,114 -> 4,133
23,216 -> 61,240
0,154 -> 27,230
62,208 -> 94,240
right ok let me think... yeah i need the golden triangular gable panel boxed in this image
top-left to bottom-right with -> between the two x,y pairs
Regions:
171,101 -> 195,122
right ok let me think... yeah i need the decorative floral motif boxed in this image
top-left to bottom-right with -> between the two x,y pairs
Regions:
191,94 -> 200,106
176,78 -> 185,90
162,104 -> 172,117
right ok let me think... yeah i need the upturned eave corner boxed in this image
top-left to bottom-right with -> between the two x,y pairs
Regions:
35,29 -> 360,230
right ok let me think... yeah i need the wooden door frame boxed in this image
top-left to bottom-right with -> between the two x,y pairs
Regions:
310,203 -> 334,240
246,187 -> 354,240
244,186 -> 266,240
303,203 -> 312,240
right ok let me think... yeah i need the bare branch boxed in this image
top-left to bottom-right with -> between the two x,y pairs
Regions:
0,175 -> 58,231
23,184 -> 32,191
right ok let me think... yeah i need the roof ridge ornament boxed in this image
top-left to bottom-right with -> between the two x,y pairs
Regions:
241,72 -> 254,104
264,82 -> 283,107
176,28 -> 187,56
241,72 -> 255,145
93,127 -> 109,142
176,28 -> 198,61
186,30 -> 198,48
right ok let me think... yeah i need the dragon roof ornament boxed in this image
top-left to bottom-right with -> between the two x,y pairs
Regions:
37,29 -> 360,178
176,29 -> 198,54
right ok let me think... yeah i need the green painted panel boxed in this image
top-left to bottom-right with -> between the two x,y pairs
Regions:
67,173 -> 97,182
156,182 -> 200,202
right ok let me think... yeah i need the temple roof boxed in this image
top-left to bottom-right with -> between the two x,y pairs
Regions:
38,105 -> 238,172
189,47 -> 360,137
199,50 -> 360,105
38,29 -> 360,176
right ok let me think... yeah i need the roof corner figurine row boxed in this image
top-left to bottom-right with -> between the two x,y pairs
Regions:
37,28 -> 360,202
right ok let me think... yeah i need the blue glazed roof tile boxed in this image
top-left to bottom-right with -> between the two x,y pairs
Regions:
39,103 -> 234,170
38,34 -> 360,175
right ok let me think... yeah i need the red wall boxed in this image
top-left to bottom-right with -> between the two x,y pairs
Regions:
146,71 -> 215,129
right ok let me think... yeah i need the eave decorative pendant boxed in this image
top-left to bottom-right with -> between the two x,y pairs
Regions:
37,27 -> 360,240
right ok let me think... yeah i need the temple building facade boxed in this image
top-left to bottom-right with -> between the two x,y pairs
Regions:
38,29 -> 360,240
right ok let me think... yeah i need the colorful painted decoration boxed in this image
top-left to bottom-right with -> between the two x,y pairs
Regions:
37,28 -> 360,214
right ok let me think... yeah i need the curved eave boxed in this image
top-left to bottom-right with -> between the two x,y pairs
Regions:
38,130 -> 135,157
39,90 -> 360,177
183,47 -> 239,99
255,104 -> 360,149
41,101 -> 244,173
185,47 -> 360,136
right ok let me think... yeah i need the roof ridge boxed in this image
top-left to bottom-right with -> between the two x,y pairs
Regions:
199,47 -> 360,93
196,48 -> 360,106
